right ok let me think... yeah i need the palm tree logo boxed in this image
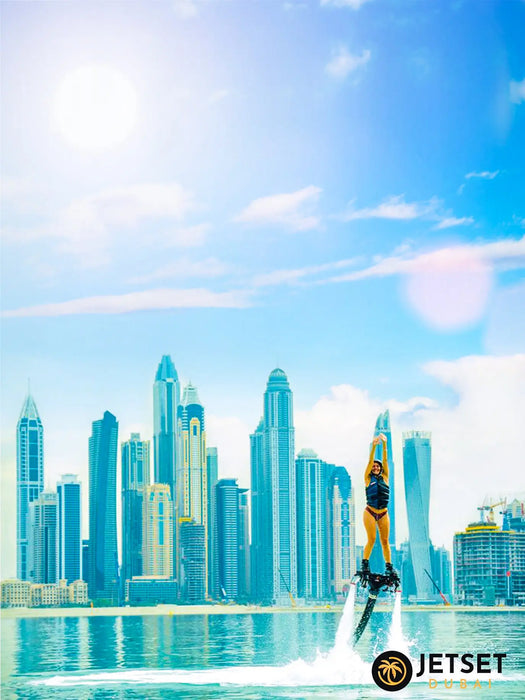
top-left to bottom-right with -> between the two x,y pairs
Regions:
372,650 -> 413,691
378,656 -> 406,685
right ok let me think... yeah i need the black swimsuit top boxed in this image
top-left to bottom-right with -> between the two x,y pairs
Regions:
366,474 -> 389,510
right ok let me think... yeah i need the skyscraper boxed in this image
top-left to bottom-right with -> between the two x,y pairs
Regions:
250,369 -> 296,604
296,449 -> 330,601
142,484 -> 173,577
16,393 -> 44,580
238,487 -> 250,600
216,478 -> 240,601
176,383 -> 207,597
57,475 -> 82,584
206,447 -> 219,599
29,491 -> 57,584
153,355 -> 180,494
88,411 -> 119,601
328,466 -> 355,596
179,520 -> 206,601
454,521 -> 525,606
121,434 -> 150,583
403,430 -> 435,602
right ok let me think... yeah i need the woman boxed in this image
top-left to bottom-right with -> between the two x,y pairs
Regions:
361,432 -> 397,578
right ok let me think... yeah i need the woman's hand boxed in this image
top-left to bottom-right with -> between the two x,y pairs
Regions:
379,433 -> 387,443
373,436 -> 381,446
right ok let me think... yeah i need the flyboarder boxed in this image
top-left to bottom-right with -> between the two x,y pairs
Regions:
361,432 -> 398,582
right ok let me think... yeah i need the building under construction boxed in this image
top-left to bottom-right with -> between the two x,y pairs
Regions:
454,501 -> 525,606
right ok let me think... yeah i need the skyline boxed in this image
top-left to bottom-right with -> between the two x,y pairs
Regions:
2,1 -> 525,578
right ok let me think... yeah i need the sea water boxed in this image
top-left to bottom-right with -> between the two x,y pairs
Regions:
1,601 -> 524,699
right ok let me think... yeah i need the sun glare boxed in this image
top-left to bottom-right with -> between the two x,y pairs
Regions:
53,65 -> 138,151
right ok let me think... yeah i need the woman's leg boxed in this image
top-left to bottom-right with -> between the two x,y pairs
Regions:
377,512 -> 391,564
363,508 -> 377,559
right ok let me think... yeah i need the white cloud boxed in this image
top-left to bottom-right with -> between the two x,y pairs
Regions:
465,170 -> 499,180
235,185 -> 322,232
326,47 -> 371,80
128,257 -> 232,285
2,287 -> 252,318
344,195 -> 439,221
4,182 -> 198,264
320,0 -> 372,9
173,0 -> 199,18
252,257 -> 359,287
295,354 -> 525,550
510,78 -> 525,104
329,236 -> 525,283
206,415 -> 252,486
327,237 -> 525,330
434,216 -> 474,229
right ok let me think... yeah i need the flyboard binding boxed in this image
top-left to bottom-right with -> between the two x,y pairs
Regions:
352,567 -> 401,645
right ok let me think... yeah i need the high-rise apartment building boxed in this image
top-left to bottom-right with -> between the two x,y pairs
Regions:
402,430 -> 435,602
57,475 -> 82,583
179,520 -> 206,601
17,393 -> 44,580
454,521 -> 525,606
238,487 -> 250,600
176,383 -> 207,597
142,484 -> 173,577
206,447 -> 219,599
296,449 -> 330,601
153,355 -> 180,495
121,434 -> 150,583
29,491 -> 57,584
250,369 -> 296,604
328,466 -> 355,596
88,411 -> 119,601
216,478 -> 240,601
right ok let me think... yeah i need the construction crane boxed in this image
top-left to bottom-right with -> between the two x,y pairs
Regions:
278,567 -> 296,607
424,569 -> 450,606
477,499 -> 507,524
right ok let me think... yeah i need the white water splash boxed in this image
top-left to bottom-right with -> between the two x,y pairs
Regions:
387,590 -> 411,655
334,582 -> 355,650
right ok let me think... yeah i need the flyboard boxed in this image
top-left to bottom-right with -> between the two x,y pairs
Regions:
352,567 -> 401,644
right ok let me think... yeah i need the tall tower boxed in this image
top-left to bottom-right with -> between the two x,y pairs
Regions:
88,411 -> 119,601
57,475 -> 82,583
402,430 -> 434,602
16,393 -> 44,580
206,447 -> 219,599
296,449 -> 330,601
328,466 -> 356,595
153,355 -> 180,495
238,487 -> 250,600
29,491 -> 57,583
216,478 -> 240,601
121,434 -> 150,583
142,484 -> 173,577
176,383 -> 207,597
250,369 -> 296,604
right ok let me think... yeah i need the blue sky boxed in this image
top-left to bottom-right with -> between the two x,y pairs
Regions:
1,0 -> 524,577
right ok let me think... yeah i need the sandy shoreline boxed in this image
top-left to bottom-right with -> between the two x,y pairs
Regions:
1,603 -> 523,619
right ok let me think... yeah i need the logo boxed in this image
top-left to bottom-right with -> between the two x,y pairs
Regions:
372,650 -> 413,692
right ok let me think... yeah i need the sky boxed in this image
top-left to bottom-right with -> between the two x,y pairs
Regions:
1,0 -> 524,579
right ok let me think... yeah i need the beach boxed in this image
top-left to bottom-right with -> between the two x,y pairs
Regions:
2,603 -> 523,619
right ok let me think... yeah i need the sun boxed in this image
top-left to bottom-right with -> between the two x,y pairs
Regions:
53,65 -> 138,151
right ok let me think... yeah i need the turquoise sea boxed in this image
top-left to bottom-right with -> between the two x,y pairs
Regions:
1,601 -> 524,699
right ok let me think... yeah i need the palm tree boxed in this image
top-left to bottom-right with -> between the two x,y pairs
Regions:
378,658 -> 404,685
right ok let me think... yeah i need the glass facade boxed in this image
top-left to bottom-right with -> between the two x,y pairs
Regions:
88,411 -> 119,601
328,466 -> 355,596
402,430 -> 435,601
296,449 -> 330,600
16,394 -> 44,581
216,479 -> 240,601
251,369 -> 296,604
57,475 -> 82,584
121,434 -> 150,584
153,355 -> 179,495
